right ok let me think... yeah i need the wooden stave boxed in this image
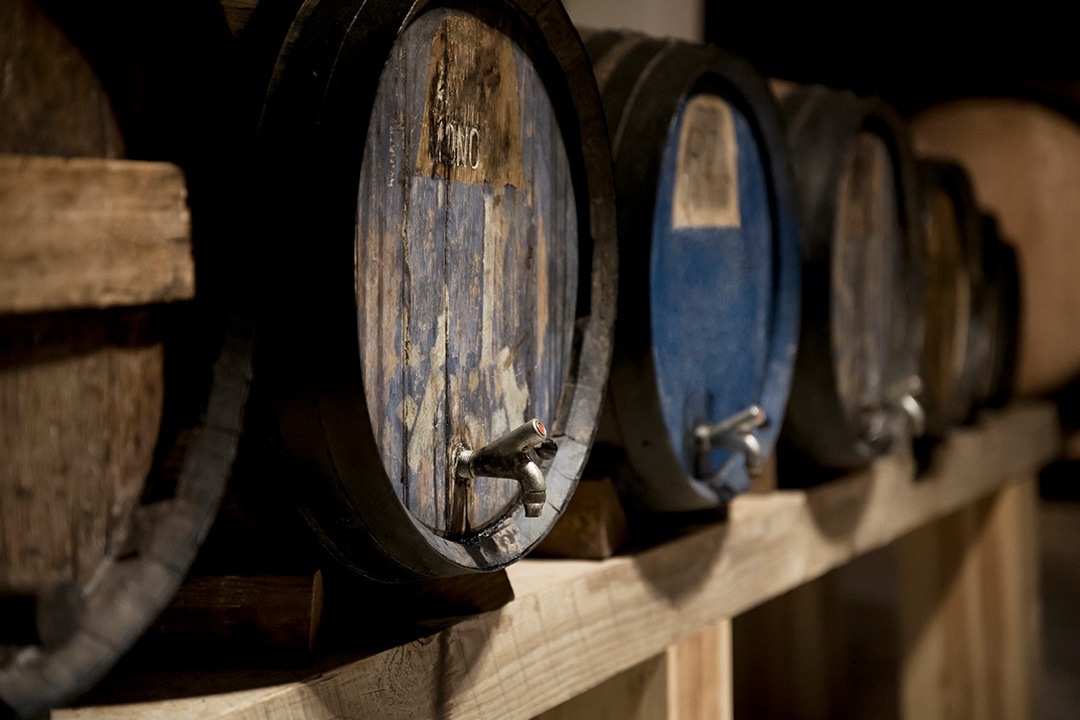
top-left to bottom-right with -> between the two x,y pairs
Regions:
0,3 -> 251,717
583,32 -> 802,513
916,159 -> 986,437
251,0 -> 617,581
939,209 -> 1002,427
778,85 -> 924,477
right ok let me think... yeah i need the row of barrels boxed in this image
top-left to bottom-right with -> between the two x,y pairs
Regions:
0,0 -> 1020,715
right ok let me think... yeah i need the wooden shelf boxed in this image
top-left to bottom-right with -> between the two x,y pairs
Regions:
57,402 -> 1059,720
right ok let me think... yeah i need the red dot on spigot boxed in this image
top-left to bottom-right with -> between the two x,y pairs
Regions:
536,420 -> 546,435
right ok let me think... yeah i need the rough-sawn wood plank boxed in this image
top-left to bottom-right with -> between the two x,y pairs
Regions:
0,154 -> 193,315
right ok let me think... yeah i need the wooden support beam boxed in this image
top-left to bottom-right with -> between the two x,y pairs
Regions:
0,155 -> 193,315
895,477 -> 1042,720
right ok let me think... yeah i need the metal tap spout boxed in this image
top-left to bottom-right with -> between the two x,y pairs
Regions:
694,404 -> 769,478
886,376 -> 926,438
456,418 -> 557,518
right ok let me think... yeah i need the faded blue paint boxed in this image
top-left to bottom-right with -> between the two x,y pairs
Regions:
356,8 -> 578,534
649,94 -> 775,491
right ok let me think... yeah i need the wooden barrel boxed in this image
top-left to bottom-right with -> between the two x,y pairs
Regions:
778,86 -> 924,476
917,160 -> 984,436
0,3 -> 248,717
581,31 -> 801,512
911,99 -> 1080,397
250,0 -> 616,580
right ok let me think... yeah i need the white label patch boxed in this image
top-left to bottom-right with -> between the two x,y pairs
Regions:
672,94 -> 741,229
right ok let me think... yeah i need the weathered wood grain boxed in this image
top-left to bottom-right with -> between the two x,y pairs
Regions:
780,88 -> 921,474
0,312 -> 163,594
54,403 -> 1059,720
533,654 -> 669,720
0,155 -> 194,314
533,620 -> 731,720
0,1 -> 244,715
356,9 -> 578,535
895,478 -> 1041,720
1,314 -> 253,717
733,571 -> 847,719
0,0 -> 165,604
666,621 -> 733,720
922,172 -> 974,430
831,132 -> 904,437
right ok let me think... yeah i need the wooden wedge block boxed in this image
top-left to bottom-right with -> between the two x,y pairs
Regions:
534,477 -> 629,559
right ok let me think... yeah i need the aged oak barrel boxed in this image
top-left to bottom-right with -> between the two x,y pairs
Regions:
778,86 -> 925,477
250,0 -> 616,580
581,31 -> 801,512
0,2 -> 249,717
917,160 -> 984,437
911,99 -> 1080,397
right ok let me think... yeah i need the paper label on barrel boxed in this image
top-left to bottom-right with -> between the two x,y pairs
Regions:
416,15 -> 524,188
672,95 -> 741,229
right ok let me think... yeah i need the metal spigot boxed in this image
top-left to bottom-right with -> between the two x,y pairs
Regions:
897,393 -> 926,436
887,376 -> 926,438
455,418 -> 557,518
693,404 -> 769,478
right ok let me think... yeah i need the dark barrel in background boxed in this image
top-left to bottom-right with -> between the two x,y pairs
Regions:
0,2 -> 249,717
582,31 -> 801,513
978,214 -> 1022,412
778,85 -> 925,478
249,0 -> 617,580
917,160 -> 984,439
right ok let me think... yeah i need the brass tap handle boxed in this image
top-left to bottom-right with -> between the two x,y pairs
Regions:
694,404 -> 769,478
456,418 -> 556,518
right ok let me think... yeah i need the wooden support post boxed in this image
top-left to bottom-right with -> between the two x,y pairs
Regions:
532,654 -> 669,720
895,476 -> 1041,720
733,574 -> 847,720
667,621 -> 733,720
534,621 -> 732,720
